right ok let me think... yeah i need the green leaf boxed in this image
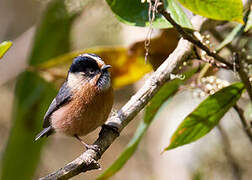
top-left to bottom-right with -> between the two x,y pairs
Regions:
28,0 -> 79,66
105,0 -> 192,29
0,0 -> 83,179
97,69 -> 197,180
0,72 -> 57,180
245,10 -> 252,32
165,82 -> 245,151
0,41 -> 12,59
216,24 -> 243,52
177,0 -> 244,23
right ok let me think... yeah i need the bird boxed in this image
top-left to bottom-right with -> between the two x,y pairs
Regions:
35,53 -> 114,149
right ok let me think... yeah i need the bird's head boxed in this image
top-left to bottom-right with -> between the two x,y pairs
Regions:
68,53 -> 112,91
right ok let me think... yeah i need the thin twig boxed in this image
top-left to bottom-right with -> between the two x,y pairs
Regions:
217,125 -> 242,180
156,1 -> 233,69
144,0 -> 159,62
234,104 -> 252,143
234,2 -> 252,102
157,0 -> 252,111
39,16 -> 207,180
234,53 -> 252,102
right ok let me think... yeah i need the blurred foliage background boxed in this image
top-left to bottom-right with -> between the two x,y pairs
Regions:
0,0 -> 251,180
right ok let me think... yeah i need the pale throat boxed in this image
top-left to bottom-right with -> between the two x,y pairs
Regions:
67,72 -> 111,92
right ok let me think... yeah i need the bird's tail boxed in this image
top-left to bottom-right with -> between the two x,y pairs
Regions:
35,126 -> 53,141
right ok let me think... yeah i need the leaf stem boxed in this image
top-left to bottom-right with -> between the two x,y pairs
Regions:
197,63 -> 210,85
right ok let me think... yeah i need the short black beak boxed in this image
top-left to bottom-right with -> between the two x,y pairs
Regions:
102,65 -> 112,71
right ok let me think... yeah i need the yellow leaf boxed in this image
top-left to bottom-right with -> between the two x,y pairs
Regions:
0,41 -> 12,59
32,46 -> 152,89
31,29 -> 179,89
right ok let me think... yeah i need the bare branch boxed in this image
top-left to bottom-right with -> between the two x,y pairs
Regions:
234,2 -> 252,102
234,53 -> 252,102
39,16 -> 207,180
234,104 -> 252,143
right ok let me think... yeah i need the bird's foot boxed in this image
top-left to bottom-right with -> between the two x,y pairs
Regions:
74,135 -> 101,152
83,143 -> 100,152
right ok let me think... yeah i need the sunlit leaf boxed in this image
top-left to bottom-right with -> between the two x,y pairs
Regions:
165,82 -> 245,151
31,29 -> 180,89
177,0 -> 244,23
0,41 -> 12,59
0,0 -> 83,179
97,68 -> 198,180
105,0 -> 192,29
32,47 -> 153,89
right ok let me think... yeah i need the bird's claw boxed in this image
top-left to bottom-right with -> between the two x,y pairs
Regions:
84,144 -> 101,152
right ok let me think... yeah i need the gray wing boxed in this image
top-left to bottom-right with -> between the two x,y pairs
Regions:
43,82 -> 72,128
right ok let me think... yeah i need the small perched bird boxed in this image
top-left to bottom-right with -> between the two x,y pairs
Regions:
35,53 -> 113,148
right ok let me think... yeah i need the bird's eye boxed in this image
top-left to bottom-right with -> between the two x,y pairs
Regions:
89,69 -> 95,74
